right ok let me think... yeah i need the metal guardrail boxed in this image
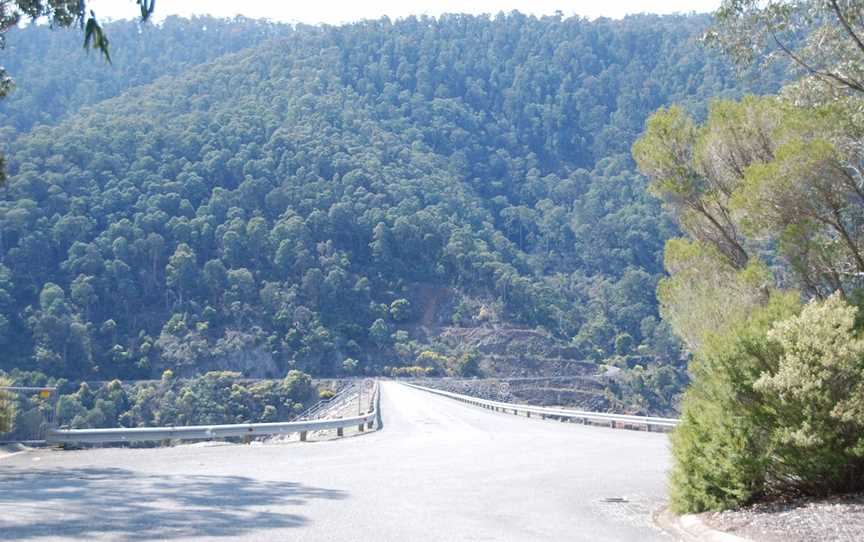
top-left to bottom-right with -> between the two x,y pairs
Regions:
403,382 -> 679,431
47,382 -> 380,445
294,382 -> 357,421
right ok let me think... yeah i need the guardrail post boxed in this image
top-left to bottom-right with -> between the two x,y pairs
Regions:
358,423 -> 365,432
337,427 -> 343,437
367,420 -> 373,429
646,424 -> 652,433
300,430 -> 307,442
527,411 -> 531,418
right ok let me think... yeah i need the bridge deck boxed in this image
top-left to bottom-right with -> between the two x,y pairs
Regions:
0,381 -> 672,541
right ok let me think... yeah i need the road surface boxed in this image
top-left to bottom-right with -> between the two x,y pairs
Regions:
0,382 -> 673,541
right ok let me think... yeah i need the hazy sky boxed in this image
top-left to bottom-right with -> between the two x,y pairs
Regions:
89,1 -> 722,26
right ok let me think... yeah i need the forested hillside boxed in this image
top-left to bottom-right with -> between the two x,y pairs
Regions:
0,13 -> 780,395
0,16 -> 286,135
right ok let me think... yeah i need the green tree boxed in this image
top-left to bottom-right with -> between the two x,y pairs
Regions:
754,294 -> 864,496
0,1 -> 156,184
166,243 -> 199,305
389,299 -> 411,322
708,0 -> 864,96
369,319 -> 391,349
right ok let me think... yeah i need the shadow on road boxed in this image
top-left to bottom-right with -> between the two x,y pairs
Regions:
0,466 -> 347,540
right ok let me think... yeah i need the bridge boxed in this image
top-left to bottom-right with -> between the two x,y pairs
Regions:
0,381 -> 672,541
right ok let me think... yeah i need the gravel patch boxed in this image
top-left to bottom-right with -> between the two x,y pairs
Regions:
702,493 -> 864,542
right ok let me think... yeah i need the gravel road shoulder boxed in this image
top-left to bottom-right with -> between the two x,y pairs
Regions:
699,493 -> 864,542
0,443 -> 29,461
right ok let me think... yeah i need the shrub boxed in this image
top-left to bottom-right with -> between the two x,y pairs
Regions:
454,350 -> 480,376
755,294 -> 864,496
318,389 -> 336,400
671,292 -> 864,512
388,366 -> 436,377
342,358 -> 359,374
669,291 -> 798,513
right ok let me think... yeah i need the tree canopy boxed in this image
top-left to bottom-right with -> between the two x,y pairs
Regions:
0,14 -> 782,396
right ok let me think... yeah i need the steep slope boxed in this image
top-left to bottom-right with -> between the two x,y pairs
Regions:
0,13 -> 782,385
0,16 -> 287,136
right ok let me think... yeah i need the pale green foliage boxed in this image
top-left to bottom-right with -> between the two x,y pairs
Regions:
341,357 -> 359,374
657,238 -> 771,351
637,94 -> 864,299
634,97 -> 785,270
166,243 -> 199,304
754,294 -> 864,493
389,299 -> 411,322
708,1 -> 864,96
729,102 -> 864,296
415,350 -> 449,369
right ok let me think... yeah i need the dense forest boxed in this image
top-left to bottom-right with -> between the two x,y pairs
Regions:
0,13 -> 780,404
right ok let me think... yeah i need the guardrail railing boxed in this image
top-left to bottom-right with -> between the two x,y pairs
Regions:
403,382 -> 678,431
47,381 -> 380,445
294,382 -> 357,421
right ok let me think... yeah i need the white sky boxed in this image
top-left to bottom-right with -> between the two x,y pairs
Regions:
88,1 -> 721,26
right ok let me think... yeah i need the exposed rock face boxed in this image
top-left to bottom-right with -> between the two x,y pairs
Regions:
155,330 -> 281,379
434,326 -> 595,378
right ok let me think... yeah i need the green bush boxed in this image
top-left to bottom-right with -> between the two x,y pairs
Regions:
669,293 -> 793,512
387,366 -> 436,377
755,294 -> 864,496
670,293 -> 864,512
454,350 -> 480,377
49,370 -> 319,429
318,389 -> 336,400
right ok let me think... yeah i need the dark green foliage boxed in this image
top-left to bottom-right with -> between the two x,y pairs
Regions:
0,16 -> 285,135
0,14 -> 782,382
454,350 -> 481,377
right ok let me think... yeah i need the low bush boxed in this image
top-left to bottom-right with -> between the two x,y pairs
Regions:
671,293 -> 864,512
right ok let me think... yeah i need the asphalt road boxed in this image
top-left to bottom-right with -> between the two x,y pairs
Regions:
0,382 -> 673,541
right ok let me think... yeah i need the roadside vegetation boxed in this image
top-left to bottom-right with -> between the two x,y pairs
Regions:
1,370 -> 320,437
634,0 -> 864,513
